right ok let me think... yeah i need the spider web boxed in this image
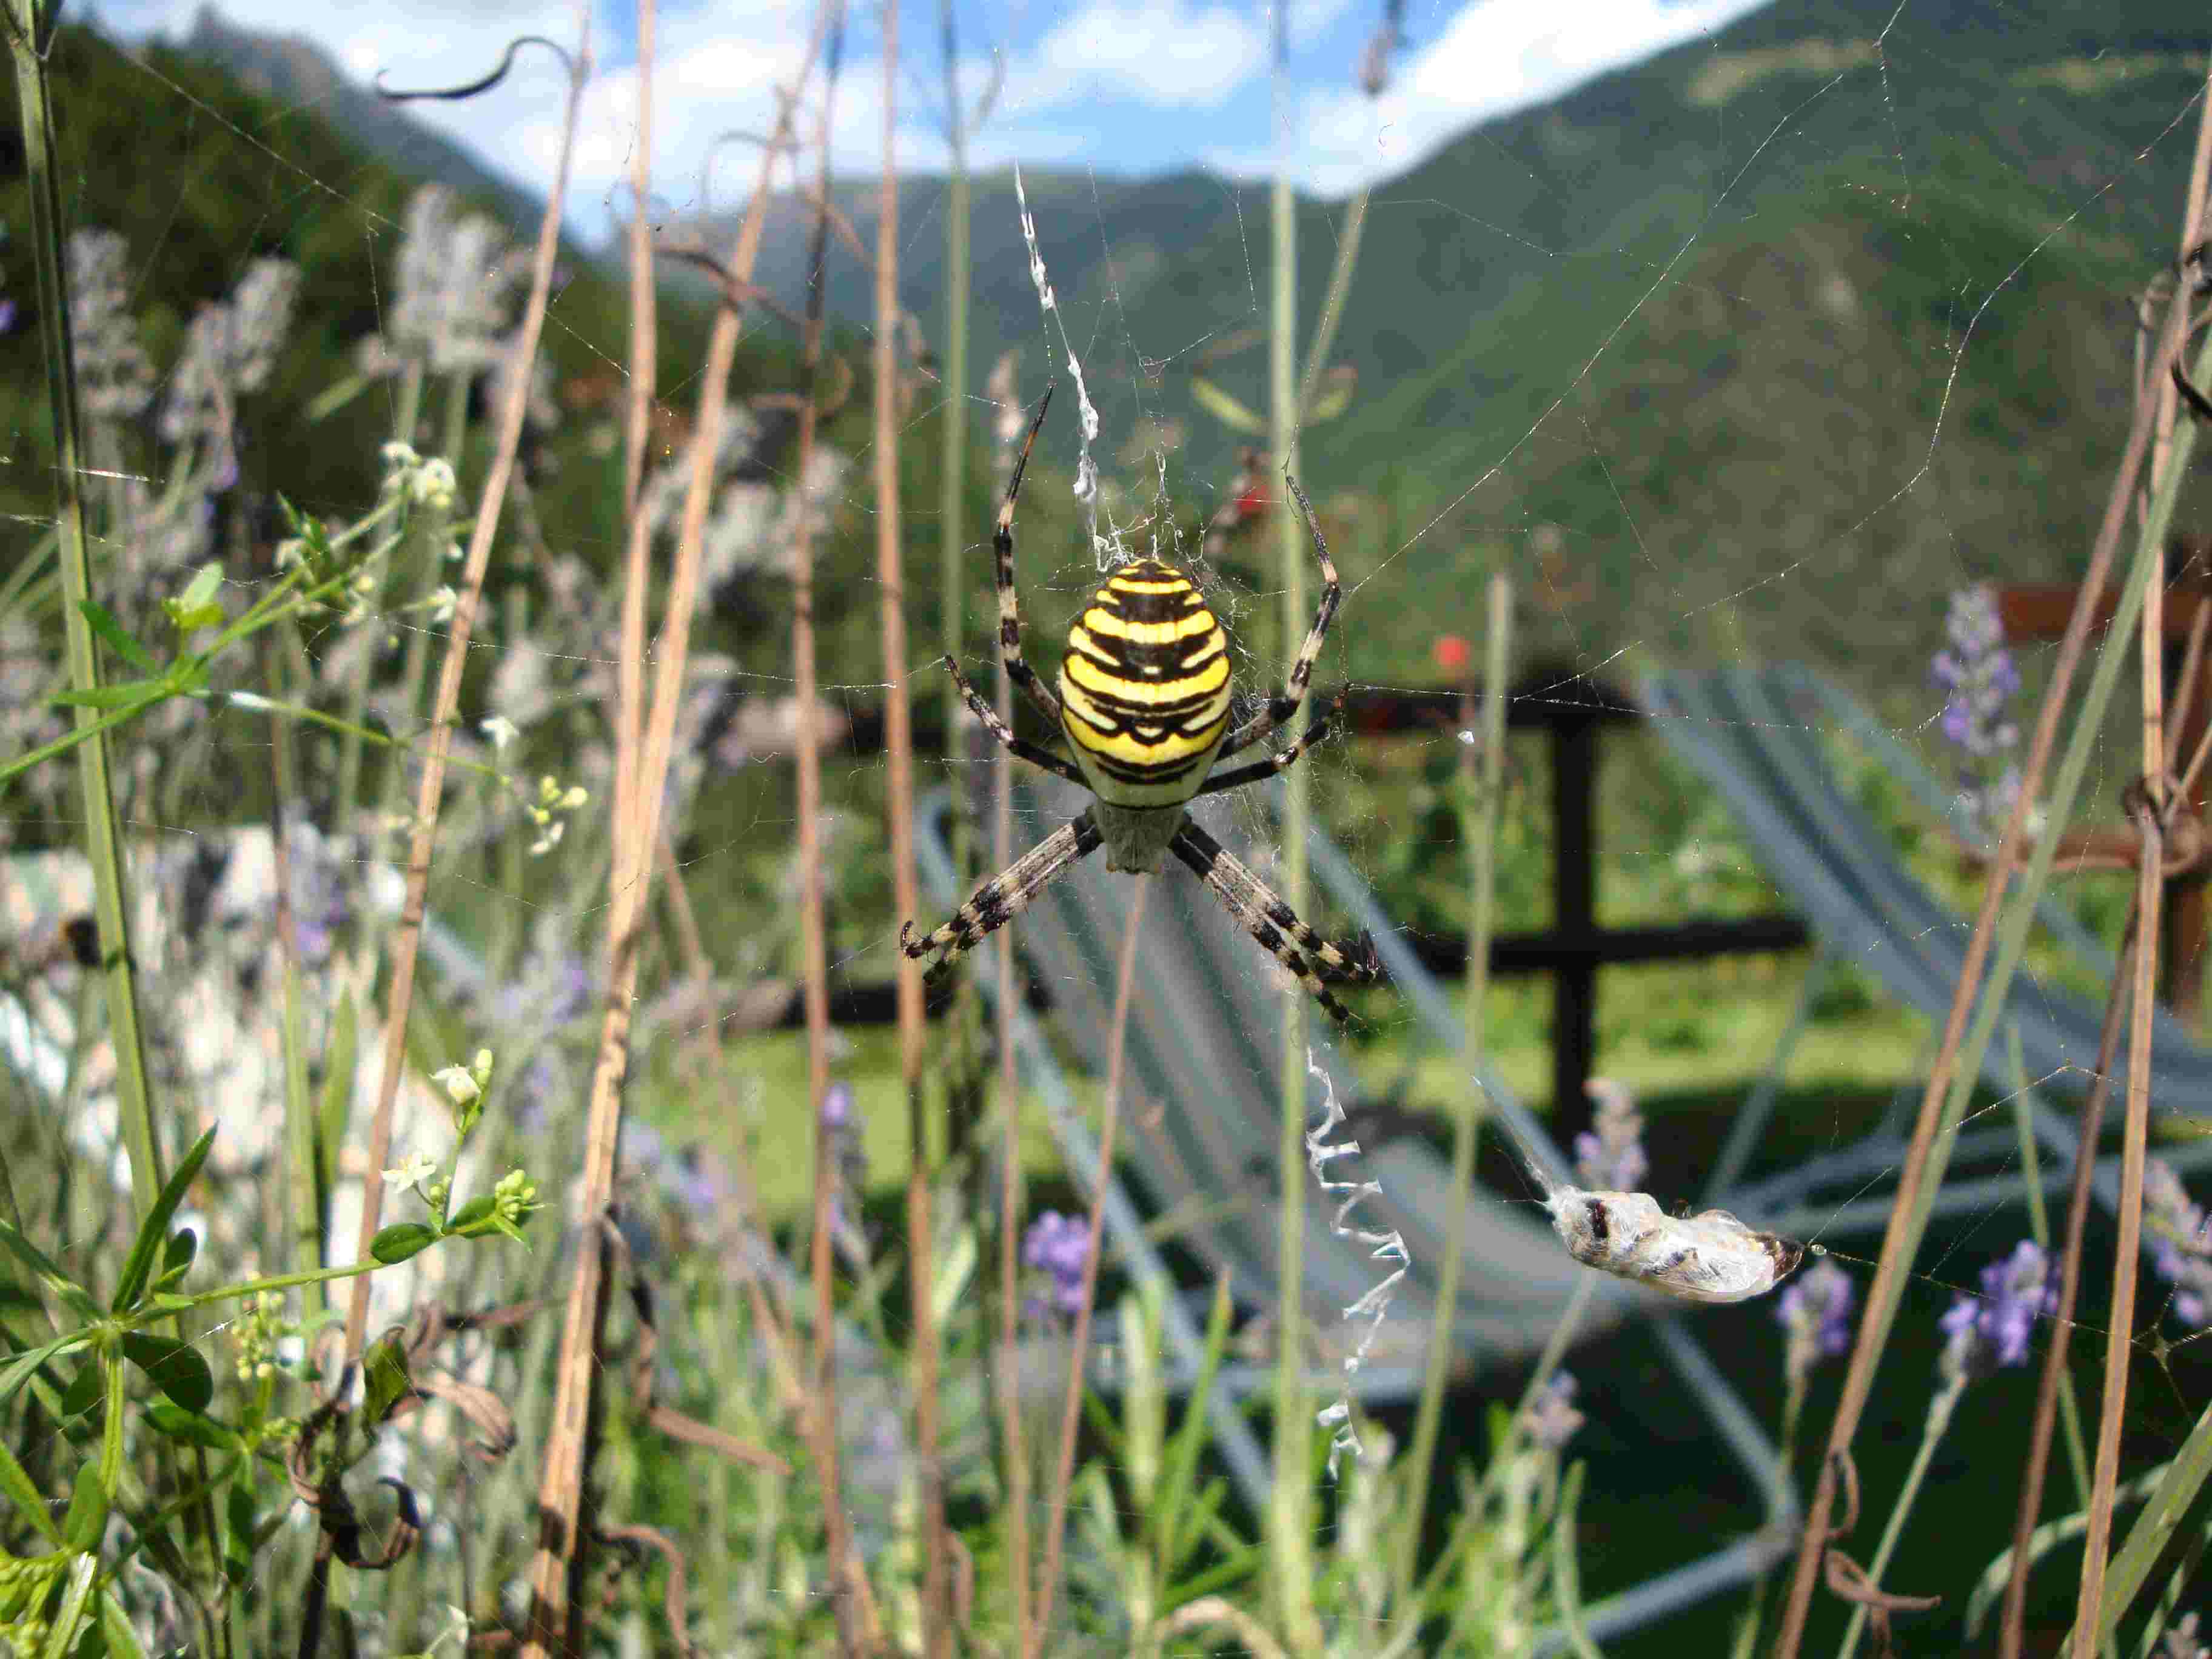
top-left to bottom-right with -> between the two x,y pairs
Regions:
5,0 -> 2212,1652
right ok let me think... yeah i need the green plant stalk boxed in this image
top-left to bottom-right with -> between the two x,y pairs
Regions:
6,15 -> 232,1641
1295,190 -> 1367,418
1,509 -> 414,790
2006,1025 -> 2093,1510
1837,1373 -> 1965,1659
1267,109 -> 1320,1658
1729,1378 -> 1806,1659
939,0 -> 973,842
376,434 -> 461,826
270,632 -> 327,1320
334,357 -> 424,830
1397,572 -> 1510,1599
1552,1461 -> 1605,1659
8,0 -> 160,1220
934,0 -> 991,1426
1964,1460 -> 2172,1639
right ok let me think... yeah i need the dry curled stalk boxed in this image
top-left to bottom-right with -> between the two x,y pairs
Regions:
343,2 -> 593,1370
520,16 -> 831,1649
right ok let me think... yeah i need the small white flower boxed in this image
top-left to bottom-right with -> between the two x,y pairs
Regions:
275,537 -> 307,570
427,585 -> 457,623
481,714 -> 520,752
558,785 -> 588,810
528,820 -> 566,857
444,540 -> 464,563
381,440 -> 420,470
431,1064 -> 481,1106
411,458 -> 457,510
382,1151 -> 438,1193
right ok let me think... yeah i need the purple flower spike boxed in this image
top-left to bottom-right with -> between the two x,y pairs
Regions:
1777,1258 -> 1855,1386
1522,1372 -> 1584,1452
1932,585 -> 2027,833
1939,1239 -> 2056,1384
1023,1210 -> 1092,1316
1575,1078 -> 1648,1193
2143,1159 -> 2212,1330
820,1082 -> 854,1128
0,300 -> 17,334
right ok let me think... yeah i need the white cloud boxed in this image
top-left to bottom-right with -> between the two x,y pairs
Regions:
1013,0 -> 1268,113
92,0 -> 1781,242
1258,0 -> 1774,195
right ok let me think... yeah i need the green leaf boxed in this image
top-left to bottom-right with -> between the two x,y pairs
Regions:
0,1336 -> 87,1414
144,1401 -> 240,1451
120,1332 -> 213,1413
113,1126 -> 217,1312
370,1222 -> 438,1265
59,1359 -> 102,1423
41,1550 -> 99,1659
77,601 -> 156,672
62,1461 -> 109,1550
42,1550 -> 99,1659
164,603 -> 224,636
317,994 -> 357,1213
1304,370 -> 1355,424
362,1330 -> 413,1426
931,1225 -> 977,1328
223,1475 -> 255,1587
98,1589 -> 150,1659
0,1429 -> 67,1546
177,563 -> 223,614
49,681 -> 161,711
446,1196 -> 494,1235
1189,373 -> 1268,434
1158,1273 -> 1235,1573
0,1221 -> 100,1320
153,1228 -> 198,1293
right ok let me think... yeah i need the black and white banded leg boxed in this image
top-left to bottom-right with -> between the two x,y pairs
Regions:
1196,694 -> 1342,797
1169,817 -> 1379,1025
993,386 -> 1065,725
901,811 -> 1103,984
933,654 -> 1084,785
1216,474 -> 1342,761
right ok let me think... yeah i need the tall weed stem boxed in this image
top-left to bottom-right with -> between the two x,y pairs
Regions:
1265,4 -> 1318,1638
1398,572 -> 1511,1597
868,5 -> 954,1647
1031,879 -> 1150,1655
1835,1375 -> 1965,1659
5,0 -> 159,1214
786,7 -> 870,1649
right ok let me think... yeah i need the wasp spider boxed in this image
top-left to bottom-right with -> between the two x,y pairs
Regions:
900,388 -> 1381,1024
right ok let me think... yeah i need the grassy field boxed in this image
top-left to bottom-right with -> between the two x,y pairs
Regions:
677,950 -> 1935,1226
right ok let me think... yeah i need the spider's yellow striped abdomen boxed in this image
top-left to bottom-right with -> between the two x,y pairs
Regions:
1058,558 -> 1232,814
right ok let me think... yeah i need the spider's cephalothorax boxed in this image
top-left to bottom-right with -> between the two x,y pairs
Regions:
1059,558 -> 1232,871
900,384 -> 1381,1024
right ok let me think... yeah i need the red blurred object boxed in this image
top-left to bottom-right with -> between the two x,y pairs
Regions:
1432,634 -> 1472,674
1233,484 -> 1269,520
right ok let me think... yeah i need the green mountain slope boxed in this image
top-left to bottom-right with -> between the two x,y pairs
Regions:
694,1 -> 2212,689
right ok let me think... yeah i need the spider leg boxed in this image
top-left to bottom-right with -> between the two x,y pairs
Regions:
2173,359 -> 2212,425
935,655 -> 1083,785
1195,694 -> 1341,797
901,810 -> 1101,984
1169,818 -> 1378,1027
1217,472 -> 1341,760
994,386 -> 1067,726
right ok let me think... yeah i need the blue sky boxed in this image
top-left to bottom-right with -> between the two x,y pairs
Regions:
102,0 -> 1774,246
